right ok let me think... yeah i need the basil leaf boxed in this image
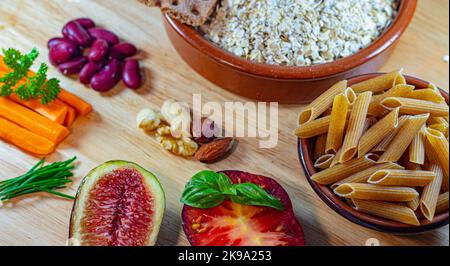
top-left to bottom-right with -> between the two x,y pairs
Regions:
181,170 -> 232,208
181,184 -> 225,209
229,183 -> 284,211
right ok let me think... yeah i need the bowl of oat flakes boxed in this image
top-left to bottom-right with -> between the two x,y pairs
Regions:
163,0 -> 417,103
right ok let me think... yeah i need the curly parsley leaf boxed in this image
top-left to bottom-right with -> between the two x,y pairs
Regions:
0,48 -> 61,104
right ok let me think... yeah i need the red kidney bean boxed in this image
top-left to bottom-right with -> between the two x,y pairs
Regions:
122,59 -> 142,90
72,18 -> 96,29
91,59 -> 122,92
62,21 -> 93,47
87,39 -> 109,62
58,56 -> 88,75
88,28 -> 119,46
110,42 -> 137,59
47,37 -> 76,49
79,61 -> 103,84
49,41 -> 79,65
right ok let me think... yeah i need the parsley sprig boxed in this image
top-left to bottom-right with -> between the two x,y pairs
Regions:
0,48 -> 61,104
181,170 -> 284,211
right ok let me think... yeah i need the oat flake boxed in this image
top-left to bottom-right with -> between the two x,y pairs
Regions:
201,0 -> 398,66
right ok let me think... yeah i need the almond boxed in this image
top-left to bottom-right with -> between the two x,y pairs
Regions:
194,138 -> 235,163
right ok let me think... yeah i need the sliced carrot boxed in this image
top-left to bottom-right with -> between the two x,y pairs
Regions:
58,89 -> 92,116
8,93 -> 69,125
0,116 -> 55,155
55,99 -> 77,127
0,98 -> 70,144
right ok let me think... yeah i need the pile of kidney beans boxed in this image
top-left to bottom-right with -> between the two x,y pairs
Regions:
48,18 -> 142,92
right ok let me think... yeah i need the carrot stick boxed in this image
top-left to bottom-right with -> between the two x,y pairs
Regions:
55,99 -> 77,127
57,89 -> 92,116
0,98 -> 70,144
1,57 -> 92,116
8,93 -> 69,125
0,117 -> 55,155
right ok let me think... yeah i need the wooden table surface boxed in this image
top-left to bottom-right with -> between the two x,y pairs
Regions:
0,0 -> 448,246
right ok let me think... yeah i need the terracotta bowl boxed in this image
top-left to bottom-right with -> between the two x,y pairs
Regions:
163,0 -> 417,103
298,73 -> 449,234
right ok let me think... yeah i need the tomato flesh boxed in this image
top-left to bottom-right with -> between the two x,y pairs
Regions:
182,171 -> 304,246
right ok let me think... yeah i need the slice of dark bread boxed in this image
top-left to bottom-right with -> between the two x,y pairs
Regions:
139,0 -> 219,27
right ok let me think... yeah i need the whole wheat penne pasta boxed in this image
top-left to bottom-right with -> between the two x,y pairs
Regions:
325,93 -> 350,154
351,69 -> 404,94
330,147 -> 343,167
340,92 -> 372,162
311,153 -> 379,185
435,192 -> 449,214
425,128 -> 449,179
427,117 -> 449,126
381,97 -> 449,117
314,154 -> 336,169
406,89 -> 446,104
367,170 -> 435,187
298,80 -> 348,125
409,125 -> 426,165
314,134 -> 327,160
367,84 -> 415,117
363,117 -> 378,133
428,123 -> 449,134
424,135 -> 448,192
420,162 -> 444,221
378,114 -> 429,163
349,199 -> 420,226
295,115 -> 332,138
331,162 -> 404,189
407,197 -> 421,211
334,183 -> 419,202
371,115 -> 409,153
358,108 -> 399,157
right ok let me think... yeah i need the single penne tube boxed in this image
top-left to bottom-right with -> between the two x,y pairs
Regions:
314,134 -> 327,160
298,80 -> 348,125
311,153 -> 379,185
424,135 -> 449,192
351,69 -> 404,93
314,154 -> 336,170
406,89 -> 446,104
371,115 -> 409,153
409,125 -> 426,165
340,91 -> 372,162
367,84 -> 415,117
435,192 -> 449,214
367,170 -> 435,187
334,183 -> 419,202
381,97 -> 449,117
349,199 -> 420,226
407,197 -> 421,211
331,162 -> 404,189
325,93 -> 350,154
358,108 -> 399,157
420,162 -> 444,221
295,115 -> 332,138
378,114 -> 429,163
425,128 -> 449,179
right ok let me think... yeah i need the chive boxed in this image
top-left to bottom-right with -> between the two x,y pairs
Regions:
0,157 -> 77,203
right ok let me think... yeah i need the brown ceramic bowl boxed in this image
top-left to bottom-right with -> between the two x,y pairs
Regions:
163,0 -> 417,103
298,73 -> 449,234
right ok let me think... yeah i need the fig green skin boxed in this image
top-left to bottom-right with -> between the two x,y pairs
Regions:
69,160 -> 165,246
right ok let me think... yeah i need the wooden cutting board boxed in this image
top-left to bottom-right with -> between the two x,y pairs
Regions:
0,0 -> 448,246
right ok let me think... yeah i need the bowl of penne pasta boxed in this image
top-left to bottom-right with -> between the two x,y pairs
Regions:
295,70 -> 449,233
